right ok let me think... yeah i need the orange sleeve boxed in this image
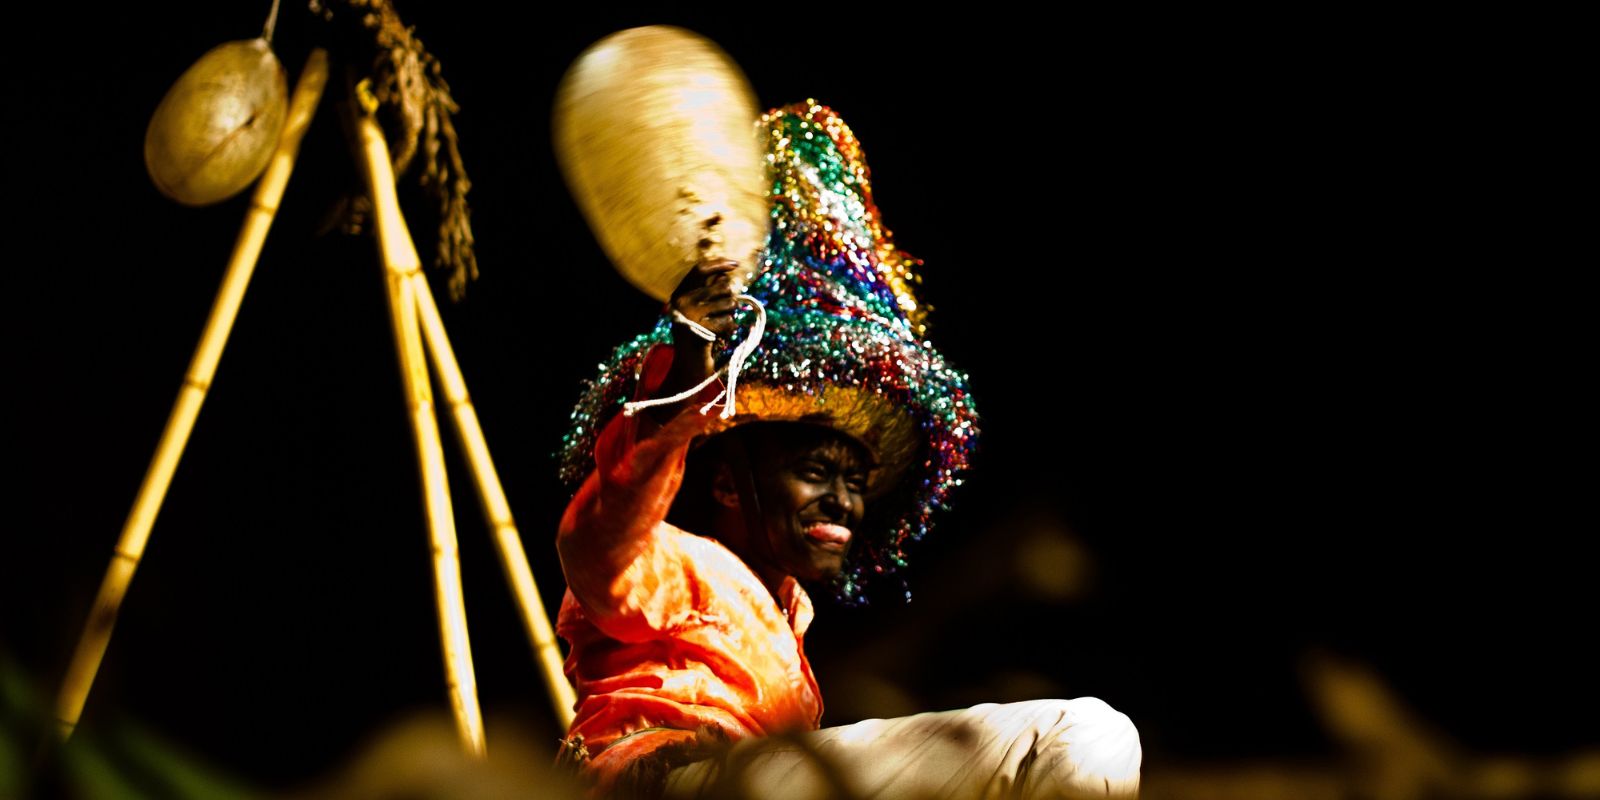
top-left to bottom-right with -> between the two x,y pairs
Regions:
556,344 -> 720,642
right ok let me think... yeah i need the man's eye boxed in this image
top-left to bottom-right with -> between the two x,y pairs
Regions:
846,478 -> 867,493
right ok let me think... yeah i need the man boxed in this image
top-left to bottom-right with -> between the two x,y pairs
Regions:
555,104 -> 1140,798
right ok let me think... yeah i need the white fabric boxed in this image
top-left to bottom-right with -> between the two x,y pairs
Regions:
662,697 -> 1141,799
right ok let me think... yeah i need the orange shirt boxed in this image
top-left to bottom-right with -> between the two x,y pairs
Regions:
555,346 -> 824,789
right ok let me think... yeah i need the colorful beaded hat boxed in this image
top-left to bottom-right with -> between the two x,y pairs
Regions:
560,101 -> 978,603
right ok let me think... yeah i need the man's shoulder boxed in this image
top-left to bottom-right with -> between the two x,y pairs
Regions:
592,521 -> 754,582
664,525 -> 751,573
658,526 -> 776,605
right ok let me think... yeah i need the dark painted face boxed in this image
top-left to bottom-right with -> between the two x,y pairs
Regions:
744,428 -> 872,583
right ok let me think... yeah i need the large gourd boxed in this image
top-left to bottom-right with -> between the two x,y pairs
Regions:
145,38 -> 288,206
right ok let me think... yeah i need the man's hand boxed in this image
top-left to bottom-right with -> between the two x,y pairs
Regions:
643,259 -> 740,424
670,259 -> 739,342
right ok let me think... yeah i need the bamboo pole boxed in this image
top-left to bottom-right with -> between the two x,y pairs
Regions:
411,273 -> 577,729
55,49 -> 330,743
348,81 -> 486,758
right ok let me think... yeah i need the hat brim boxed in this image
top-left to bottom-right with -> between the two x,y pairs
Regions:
702,382 -> 918,499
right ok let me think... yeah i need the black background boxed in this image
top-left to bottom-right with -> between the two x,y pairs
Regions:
3,3 -> 1587,789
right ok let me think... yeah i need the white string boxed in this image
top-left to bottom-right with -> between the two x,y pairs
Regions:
623,295 -> 767,419
670,310 -> 717,342
621,371 -> 723,417
714,295 -> 765,419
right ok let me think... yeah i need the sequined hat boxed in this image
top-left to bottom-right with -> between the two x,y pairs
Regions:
560,102 -> 978,602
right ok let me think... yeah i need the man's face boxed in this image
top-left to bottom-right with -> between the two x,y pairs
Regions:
745,428 -> 871,583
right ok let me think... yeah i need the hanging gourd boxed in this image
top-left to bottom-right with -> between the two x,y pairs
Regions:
144,36 -> 288,206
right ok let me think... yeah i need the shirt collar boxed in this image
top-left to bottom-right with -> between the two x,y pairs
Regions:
777,576 -> 815,636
